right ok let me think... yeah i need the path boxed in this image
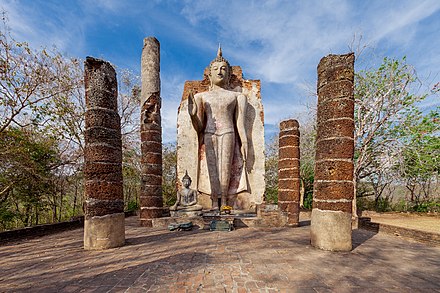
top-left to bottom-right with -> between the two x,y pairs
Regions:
1,216 -> 439,292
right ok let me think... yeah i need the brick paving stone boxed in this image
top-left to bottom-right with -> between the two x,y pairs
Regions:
0,216 -> 440,292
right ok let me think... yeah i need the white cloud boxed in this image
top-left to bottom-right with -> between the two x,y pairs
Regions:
1,1 -> 87,56
180,0 -> 440,86
2,0 -> 439,142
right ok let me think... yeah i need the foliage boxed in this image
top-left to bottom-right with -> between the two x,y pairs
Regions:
353,56 -> 439,210
126,200 -> 139,212
0,15 -> 82,135
357,196 -> 440,213
396,107 -> 440,203
299,118 -> 316,209
0,128 -> 60,229
162,143 -> 177,206
264,134 -> 278,204
0,13 -> 145,230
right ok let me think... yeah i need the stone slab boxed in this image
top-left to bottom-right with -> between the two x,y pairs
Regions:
1,216 -> 439,292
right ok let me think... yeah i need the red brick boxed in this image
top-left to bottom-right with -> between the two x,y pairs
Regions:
84,162 -> 122,182
317,64 -> 354,89
316,119 -> 354,140
140,129 -> 161,142
84,144 -> 122,163
313,200 -> 352,213
141,164 -> 162,176
140,208 -> 163,219
85,127 -> 121,147
140,219 -> 153,227
139,196 -> 163,207
314,160 -> 353,181
278,159 -> 299,169
141,153 -> 162,165
314,181 -> 354,201
140,185 -> 162,197
315,138 -> 354,161
141,141 -> 162,154
85,180 -> 123,201
279,168 -> 300,179
141,174 -> 162,186
278,178 -> 300,191
279,136 -> 299,148
280,119 -> 299,130
318,80 -> 353,101
279,146 -> 300,160
278,189 -> 300,202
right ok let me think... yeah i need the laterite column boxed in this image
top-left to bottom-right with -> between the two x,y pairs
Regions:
139,37 -> 164,227
311,53 -> 355,251
278,119 -> 301,226
83,57 -> 125,249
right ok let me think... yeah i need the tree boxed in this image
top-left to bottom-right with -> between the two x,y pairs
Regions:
0,14 -> 82,134
264,133 -> 279,204
0,128 -> 60,229
299,119 -> 316,209
162,143 -> 177,206
353,57 -> 427,211
397,107 -> 439,205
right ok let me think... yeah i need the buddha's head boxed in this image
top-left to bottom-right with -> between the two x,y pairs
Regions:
182,170 -> 192,188
208,45 -> 231,89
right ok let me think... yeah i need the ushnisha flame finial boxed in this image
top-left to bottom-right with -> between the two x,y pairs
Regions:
210,44 -> 230,68
217,43 -> 222,57
182,170 -> 191,182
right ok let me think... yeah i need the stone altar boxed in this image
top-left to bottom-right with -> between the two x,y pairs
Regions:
177,47 -> 265,211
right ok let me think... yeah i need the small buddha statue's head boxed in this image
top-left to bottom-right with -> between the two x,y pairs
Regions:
182,170 -> 192,188
208,45 -> 231,90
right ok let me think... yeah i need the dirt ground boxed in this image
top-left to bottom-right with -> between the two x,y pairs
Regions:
360,211 -> 440,234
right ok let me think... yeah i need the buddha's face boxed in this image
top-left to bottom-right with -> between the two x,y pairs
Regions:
182,178 -> 191,188
209,61 -> 229,86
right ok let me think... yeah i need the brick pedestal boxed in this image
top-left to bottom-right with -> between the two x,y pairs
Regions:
83,57 -> 125,250
310,53 -> 355,251
139,37 -> 164,227
278,119 -> 300,226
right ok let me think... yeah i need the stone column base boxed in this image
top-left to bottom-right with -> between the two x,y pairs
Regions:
310,209 -> 352,251
84,213 -> 125,250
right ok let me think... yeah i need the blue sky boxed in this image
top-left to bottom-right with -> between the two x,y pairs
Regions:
2,0 -> 440,142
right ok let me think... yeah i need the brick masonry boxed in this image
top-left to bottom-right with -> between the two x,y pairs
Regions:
278,119 -> 300,226
84,57 -> 123,218
311,53 -> 355,251
83,57 -> 125,249
139,37 -> 164,227
313,53 -> 355,210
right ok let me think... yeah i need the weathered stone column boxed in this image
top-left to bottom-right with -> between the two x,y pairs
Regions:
311,53 -> 355,251
139,37 -> 163,227
278,119 -> 301,226
83,57 -> 125,250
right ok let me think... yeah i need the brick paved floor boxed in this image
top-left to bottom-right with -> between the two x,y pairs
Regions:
1,216 -> 439,292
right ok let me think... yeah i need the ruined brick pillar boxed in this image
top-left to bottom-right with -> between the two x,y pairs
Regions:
83,57 -> 125,250
139,37 -> 163,227
278,119 -> 301,227
311,53 -> 355,251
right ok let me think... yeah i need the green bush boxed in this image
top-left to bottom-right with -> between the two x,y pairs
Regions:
126,200 -> 139,212
264,187 -> 278,204
412,201 -> 440,213
303,192 -> 313,210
